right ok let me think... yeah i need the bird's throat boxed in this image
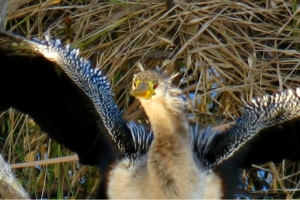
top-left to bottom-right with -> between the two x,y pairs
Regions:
142,94 -> 198,198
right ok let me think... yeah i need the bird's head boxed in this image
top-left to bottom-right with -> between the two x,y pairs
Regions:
130,70 -> 171,101
130,70 -> 184,116
130,70 -> 189,138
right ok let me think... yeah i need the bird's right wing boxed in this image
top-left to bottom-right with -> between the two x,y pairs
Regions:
0,31 -> 150,168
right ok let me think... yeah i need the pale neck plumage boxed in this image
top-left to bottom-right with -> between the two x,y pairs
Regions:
140,86 -> 189,139
140,85 -> 200,198
142,93 -> 189,137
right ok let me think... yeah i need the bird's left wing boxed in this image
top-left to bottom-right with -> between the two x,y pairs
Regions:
193,88 -> 300,169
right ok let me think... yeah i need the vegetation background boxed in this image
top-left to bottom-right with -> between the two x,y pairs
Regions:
1,0 -> 300,198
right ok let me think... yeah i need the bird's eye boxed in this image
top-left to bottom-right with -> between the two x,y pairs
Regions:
152,83 -> 158,89
133,81 -> 137,87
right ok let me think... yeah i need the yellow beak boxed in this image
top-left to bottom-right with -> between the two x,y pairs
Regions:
130,82 -> 153,100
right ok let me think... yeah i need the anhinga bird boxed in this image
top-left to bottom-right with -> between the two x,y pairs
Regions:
1,30 -> 300,198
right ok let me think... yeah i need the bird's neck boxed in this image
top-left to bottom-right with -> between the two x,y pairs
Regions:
142,93 -> 189,139
141,93 -> 200,197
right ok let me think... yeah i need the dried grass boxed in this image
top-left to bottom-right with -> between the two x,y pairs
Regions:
1,0 -> 300,198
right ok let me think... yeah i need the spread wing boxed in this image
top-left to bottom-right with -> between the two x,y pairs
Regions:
0,31 -> 146,170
